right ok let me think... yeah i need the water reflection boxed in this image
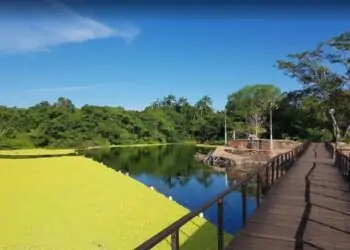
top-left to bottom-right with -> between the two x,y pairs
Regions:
83,145 -> 257,235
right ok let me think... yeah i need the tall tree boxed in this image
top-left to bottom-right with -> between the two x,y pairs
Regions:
195,95 -> 213,117
226,84 -> 281,138
162,95 -> 177,107
276,32 -> 350,139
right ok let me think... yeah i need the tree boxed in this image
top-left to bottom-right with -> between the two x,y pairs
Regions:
226,84 -> 281,138
161,95 -> 176,107
54,97 -> 75,111
0,106 -> 9,138
276,32 -> 350,140
195,95 -> 213,118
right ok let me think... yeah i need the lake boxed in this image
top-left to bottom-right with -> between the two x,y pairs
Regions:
82,144 -> 257,235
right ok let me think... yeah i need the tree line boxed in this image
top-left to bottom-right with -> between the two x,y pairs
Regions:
1,32 -> 350,149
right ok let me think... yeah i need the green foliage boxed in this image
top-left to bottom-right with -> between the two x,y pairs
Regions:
226,84 -> 281,138
0,95 -> 226,148
275,31 -> 350,141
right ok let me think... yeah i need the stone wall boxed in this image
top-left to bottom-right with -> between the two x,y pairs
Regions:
227,139 -> 298,151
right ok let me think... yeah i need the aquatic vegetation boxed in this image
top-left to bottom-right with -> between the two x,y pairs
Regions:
0,148 -> 75,156
0,157 -> 232,249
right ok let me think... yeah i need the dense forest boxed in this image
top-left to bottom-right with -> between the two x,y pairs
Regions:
1,32 -> 350,149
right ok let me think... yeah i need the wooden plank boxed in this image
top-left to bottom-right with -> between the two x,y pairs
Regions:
239,223 -> 298,240
250,217 -> 301,228
226,234 -> 295,250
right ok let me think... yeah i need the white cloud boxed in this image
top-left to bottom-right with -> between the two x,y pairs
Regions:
0,0 -> 140,53
29,83 -> 114,92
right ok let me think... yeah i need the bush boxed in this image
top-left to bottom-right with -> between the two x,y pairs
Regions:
0,136 -> 35,149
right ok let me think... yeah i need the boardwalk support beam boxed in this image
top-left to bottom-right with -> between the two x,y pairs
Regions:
271,161 -> 275,186
171,230 -> 179,250
256,174 -> 261,208
264,166 -> 269,195
241,183 -> 247,227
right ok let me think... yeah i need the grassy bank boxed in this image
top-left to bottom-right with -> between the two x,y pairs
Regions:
0,141 -> 221,155
0,148 -> 75,156
0,156 -> 232,249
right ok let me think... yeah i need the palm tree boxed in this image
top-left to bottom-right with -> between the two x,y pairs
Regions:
195,95 -> 213,117
177,97 -> 189,113
162,95 -> 177,107
151,98 -> 161,109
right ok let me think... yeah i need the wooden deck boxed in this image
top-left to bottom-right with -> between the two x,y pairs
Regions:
226,143 -> 350,250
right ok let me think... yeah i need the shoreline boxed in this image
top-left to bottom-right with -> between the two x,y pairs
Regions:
87,142 -> 223,149
0,142 -> 222,156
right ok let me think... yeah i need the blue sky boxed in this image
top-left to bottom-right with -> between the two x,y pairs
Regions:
1,1 -> 349,110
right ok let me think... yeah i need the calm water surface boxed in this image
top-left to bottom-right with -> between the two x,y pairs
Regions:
83,145 -> 257,235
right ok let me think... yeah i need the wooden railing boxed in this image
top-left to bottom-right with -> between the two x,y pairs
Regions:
325,141 -> 350,189
135,142 -> 310,250
325,141 -> 335,158
335,150 -> 350,190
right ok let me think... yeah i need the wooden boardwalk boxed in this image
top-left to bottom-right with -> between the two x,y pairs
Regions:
226,143 -> 350,250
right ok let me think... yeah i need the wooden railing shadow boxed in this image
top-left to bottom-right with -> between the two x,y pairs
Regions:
310,182 -> 349,192
310,202 -> 350,217
293,157 -> 316,250
308,218 -> 350,235
310,191 -> 350,203
294,143 -> 350,250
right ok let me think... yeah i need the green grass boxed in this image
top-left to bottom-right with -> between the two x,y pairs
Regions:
0,157 -> 232,249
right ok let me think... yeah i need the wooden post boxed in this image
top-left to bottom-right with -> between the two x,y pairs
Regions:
241,184 -> 247,227
217,199 -> 224,250
171,230 -> 179,250
256,174 -> 261,208
265,166 -> 269,191
271,161 -> 275,185
276,156 -> 280,179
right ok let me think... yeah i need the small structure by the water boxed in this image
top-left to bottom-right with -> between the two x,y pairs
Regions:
196,140 -> 300,179
200,146 -> 269,168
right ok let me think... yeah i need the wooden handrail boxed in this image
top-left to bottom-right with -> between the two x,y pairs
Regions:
335,150 -> 350,189
325,141 -> 350,189
135,142 -> 311,250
